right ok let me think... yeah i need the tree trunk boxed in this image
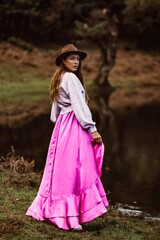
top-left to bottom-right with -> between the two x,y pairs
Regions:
94,15 -> 118,87
94,48 -> 112,87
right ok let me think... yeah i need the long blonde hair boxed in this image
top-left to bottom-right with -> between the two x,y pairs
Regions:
49,60 -> 85,102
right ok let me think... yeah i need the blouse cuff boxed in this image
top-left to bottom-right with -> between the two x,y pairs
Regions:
89,125 -> 97,133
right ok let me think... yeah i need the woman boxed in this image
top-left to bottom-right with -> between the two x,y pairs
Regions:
26,43 -> 109,231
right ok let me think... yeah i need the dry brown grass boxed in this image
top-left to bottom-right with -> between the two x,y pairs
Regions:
0,42 -> 56,76
0,216 -> 25,235
0,146 -> 41,187
0,146 -> 34,173
109,48 -> 160,87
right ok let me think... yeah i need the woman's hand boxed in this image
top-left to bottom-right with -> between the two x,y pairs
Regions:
91,131 -> 102,144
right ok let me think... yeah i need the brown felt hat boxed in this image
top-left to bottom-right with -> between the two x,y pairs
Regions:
55,44 -> 87,66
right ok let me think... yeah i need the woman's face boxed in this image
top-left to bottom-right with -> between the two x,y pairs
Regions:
62,54 -> 80,72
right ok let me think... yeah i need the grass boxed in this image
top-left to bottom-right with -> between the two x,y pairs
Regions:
0,65 -> 50,104
0,164 -> 160,240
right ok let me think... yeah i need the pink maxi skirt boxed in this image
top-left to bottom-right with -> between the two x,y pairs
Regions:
26,112 -> 109,230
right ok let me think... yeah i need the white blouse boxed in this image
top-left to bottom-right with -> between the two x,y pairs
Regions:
50,72 -> 97,133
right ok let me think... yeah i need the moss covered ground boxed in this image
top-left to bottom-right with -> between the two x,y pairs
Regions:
0,163 -> 160,240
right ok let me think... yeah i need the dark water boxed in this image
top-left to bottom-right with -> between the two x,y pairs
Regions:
0,114 -> 53,169
0,102 -> 160,216
100,104 -> 160,215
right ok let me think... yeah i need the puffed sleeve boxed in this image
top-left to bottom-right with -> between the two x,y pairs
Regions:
50,101 -> 61,123
66,73 -> 97,133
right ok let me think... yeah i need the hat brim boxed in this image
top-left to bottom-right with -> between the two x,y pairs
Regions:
55,51 -> 87,66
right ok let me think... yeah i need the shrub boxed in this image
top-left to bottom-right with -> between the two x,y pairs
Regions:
7,37 -> 34,51
122,0 -> 160,49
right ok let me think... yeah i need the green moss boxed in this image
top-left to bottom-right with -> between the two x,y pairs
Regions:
0,66 -> 50,106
